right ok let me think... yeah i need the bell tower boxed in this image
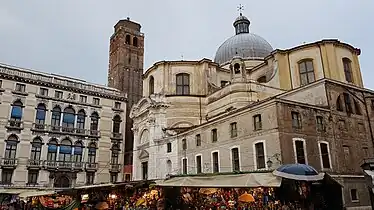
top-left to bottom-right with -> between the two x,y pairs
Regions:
108,17 -> 144,176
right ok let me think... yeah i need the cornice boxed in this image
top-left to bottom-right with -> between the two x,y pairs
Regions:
0,66 -> 127,102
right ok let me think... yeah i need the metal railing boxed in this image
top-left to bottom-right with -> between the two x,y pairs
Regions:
111,132 -> 123,139
6,120 -> 23,129
0,158 -> 18,167
27,159 -> 43,167
31,124 -> 100,137
109,164 -> 121,172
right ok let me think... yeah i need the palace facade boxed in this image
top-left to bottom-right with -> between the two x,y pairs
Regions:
0,63 -> 127,188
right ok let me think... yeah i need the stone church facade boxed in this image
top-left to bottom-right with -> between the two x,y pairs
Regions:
130,13 -> 372,209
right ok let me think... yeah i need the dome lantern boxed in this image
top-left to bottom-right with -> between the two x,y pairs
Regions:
233,14 -> 250,35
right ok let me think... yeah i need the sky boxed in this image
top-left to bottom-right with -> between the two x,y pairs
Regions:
0,1 -> 373,88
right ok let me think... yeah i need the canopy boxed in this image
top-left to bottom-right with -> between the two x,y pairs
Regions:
273,164 -> 324,181
156,172 -> 281,187
18,190 -> 55,198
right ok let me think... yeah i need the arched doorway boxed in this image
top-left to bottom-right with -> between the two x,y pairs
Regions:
54,175 -> 70,188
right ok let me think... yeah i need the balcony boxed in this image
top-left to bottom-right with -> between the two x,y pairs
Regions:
109,164 -> 121,173
0,158 -> 18,169
47,125 -> 101,137
27,159 -> 43,169
5,120 -> 23,130
85,162 -> 98,171
31,123 -> 48,132
110,132 -> 123,141
43,160 -> 84,171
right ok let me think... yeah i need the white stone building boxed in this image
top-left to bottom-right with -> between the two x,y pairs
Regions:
0,63 -> 127,188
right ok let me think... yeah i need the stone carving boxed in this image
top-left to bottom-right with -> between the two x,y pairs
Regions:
67,93 -> 76,100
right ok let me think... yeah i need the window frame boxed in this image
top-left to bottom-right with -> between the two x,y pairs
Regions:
230,147 -> 240,172
230,122 -> 237,138
350,189 -> 359,202
318,141 -> 332,170
291,111 -> 302,129
166,142 -> 172,153
211,129 -> 218,142
293,138 -> 308,164
253,140 -> 267,169
15,83 -> 26,92
195,154 -> 202,174
182,158 -> 188,174
298,59 -> 315,86
253,114 -> 262,130
176,73 -> 190,95
211,151 -> 220,173
343,58 -> 353,83
195,134 -> 201,147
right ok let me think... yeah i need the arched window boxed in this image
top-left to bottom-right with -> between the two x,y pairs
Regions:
111,144 -> 120,164
176,73 -> 190,95
47,139 -> 58,161
233,63 -> 241,74
51,106 -> 61,129
35,104 -> 47,125
87,143 -> 97,163
76,110 -> 86,133
343,58 -> 353,82
112,115 -> 121,134
73,142 -> 83,162
5,135 -> 18,159
10,100 -> 23,121
149,76 -> 154,95
125,35 -> 131,44
59,139 -> 72,162
166,160 -> 172,174
298,60 -> 315,86
133,37 -> 138,47
30,137 -> 42,161
62,107 -> 75,132
90,112 -> 99,134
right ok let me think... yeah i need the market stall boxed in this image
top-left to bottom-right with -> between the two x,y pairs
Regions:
157,172 -> 283,209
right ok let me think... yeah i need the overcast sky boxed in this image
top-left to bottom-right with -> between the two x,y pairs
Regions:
0,1 -> 373,88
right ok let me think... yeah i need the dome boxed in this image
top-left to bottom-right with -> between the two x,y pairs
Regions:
214,14 -> 273,65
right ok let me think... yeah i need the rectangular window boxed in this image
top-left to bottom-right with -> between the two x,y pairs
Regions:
255,142 -> 266,169
196,134 -> 201,147
27,171 -> 38,184
15,83 -> 26,92
295,140 -> 306,164
93,98 -> 100,105
142,162 -> 148,180
39,88 -> 48,96
196,155 -> 202,174
211,129 -> 218,142
230,122 -> 237,138
79,95 -> 87,103
212,152 -> 219,173
125,174 -> 131,181
176,73 -> 190,95
343,58 -> 353,83
1,169 -> 13,184
86,172 -> 94,185
115,102 -> 121,109
253,114 -> 262,130
319,143 -> 331,169
182,139 -> 187,150
316,116 -> 324,131
231,148 -> 240,172
167,142 -> 172,153
0,80 -> 2,88
182,158 -> 187,174
291,112 -> 301,129
55,90 -> 63,99
299,60 -> 315,86
343,146 -> 350,169
350,189 -> 358,201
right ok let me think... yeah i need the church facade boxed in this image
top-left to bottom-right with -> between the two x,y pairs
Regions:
130,13 -> 372,208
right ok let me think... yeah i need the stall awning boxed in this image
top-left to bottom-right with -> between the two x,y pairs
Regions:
18,190 -> 55,198
156,172 -> 281,187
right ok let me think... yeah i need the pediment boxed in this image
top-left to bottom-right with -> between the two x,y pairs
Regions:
138,149 -> 149,159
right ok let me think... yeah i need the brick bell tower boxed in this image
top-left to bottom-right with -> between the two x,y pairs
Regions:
108,17 -> 144,179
